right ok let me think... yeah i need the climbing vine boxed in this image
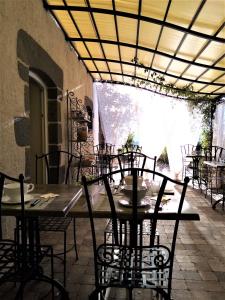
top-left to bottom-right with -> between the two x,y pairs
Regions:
131,56 -> 224,148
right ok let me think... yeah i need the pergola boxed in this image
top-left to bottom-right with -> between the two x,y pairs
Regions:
43,0 -> 225,100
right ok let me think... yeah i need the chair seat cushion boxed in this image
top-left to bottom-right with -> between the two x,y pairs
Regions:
38,216 -> 72,231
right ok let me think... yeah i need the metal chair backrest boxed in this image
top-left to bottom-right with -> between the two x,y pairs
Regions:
123,144 -> 142,153
35,150 -> 82,184
110,151 -> 157,181
82,168 -> 189,294
0,172 -> 27,263
94,143 -> 114,155
181,144 -> 196,158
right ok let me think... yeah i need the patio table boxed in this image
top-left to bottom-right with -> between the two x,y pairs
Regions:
69,185 -> 200,221
1,184 -> 82,295
2,184 -> 82,217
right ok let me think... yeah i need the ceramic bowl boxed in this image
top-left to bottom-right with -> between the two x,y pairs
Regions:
122,185 -> 147,202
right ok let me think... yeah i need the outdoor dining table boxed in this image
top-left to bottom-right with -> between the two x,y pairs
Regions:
2,184 -> 83,217
69,185 -> 200,221
1,184 -> 83,295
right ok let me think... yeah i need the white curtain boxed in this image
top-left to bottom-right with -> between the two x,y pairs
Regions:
94,83 -> 202,178
213,102 -> 225,148
93,84 -> 99,146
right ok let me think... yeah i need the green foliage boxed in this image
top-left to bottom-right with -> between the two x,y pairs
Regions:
131,57 -> 224,150
131,57 -> 216,101
158,147 -> 169,165
124,132 -> 135,150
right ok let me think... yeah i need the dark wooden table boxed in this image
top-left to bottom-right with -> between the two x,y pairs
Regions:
1,184 -> 83,296
2,184 -> 82,217
69,185 -> 200,221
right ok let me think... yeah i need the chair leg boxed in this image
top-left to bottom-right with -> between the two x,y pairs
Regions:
15,282 -> 26,300
73,217 -> 79,260
50,247 -> 55,300
63,231 -> 67,287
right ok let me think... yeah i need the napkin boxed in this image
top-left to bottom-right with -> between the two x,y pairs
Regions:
40,193 -> 59,200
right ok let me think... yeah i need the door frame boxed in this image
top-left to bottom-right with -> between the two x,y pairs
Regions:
29,70 -> 48,155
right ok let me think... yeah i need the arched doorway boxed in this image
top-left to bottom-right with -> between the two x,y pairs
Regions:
29,72 -> 48,183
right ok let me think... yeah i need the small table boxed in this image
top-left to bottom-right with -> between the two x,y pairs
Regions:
69,185 -> 200,221
203,161 -> 225,209
1,184 -> 83,293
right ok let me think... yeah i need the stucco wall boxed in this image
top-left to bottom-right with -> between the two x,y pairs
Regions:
0,0 -> 93,177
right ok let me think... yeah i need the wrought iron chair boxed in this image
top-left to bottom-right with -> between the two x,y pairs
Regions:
35,150 -> 82,286
0,171 -> 69,299
199,146 -> 225,206
94,143 -> 115,176
104,152 -> 158,246
82,168 -> 189,299
123,144 -> 142,153
110,151 -> 157,182
181,144 -> 197,180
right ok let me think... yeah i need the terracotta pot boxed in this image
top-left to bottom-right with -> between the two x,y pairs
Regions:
77,126 -> 88,141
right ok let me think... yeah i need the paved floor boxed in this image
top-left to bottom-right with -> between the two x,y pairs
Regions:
1,182 -> 225,299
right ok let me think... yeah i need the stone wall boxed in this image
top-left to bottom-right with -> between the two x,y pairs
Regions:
0,0 -> 93,177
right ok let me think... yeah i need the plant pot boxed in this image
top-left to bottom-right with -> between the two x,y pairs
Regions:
77,126 -> 88,142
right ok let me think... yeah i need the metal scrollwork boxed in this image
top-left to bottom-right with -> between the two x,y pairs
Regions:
153,246 -> 170,268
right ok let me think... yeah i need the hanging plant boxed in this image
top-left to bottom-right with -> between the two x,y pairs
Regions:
131,57 -> 224,149
131,57 -> 216,101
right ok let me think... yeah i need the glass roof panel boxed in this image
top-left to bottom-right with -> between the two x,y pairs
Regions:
139,21 -> 161,49
65,0 -> 86,6
111,74 -> 124,82
136,68 -> 148,80
73,42 -> 90,57
108,62 -> 122,73
183,65 -> 208,81
158,28 -> 185,54
94,61 -> 109,72
94,13 -> 117,40
101,74 -> 111,81
122,64 -> 135,76
93,74 -> 101,80
86,42 -> 103,58
71,12 -> 96,38
141,0 -> 169,20
53,10 -> 79,37
152,54 -> 172,73
192,0 -> 225,35
200,85 -> 223,93
89,0 -> 113,9
102,44 -> 120,61
117,16 -> 137,44
168,60 -> 190,76
167,0 -> 202,28
47,0 -> 64,4
115,0 -> 139,14
200,69 -> 225,82
84,60 -> 97,71
44,0 -> 225,98
177,35 -> 207,61
195,42 -> 225,66
120,46 -> 136,63
136,50 -> 153,67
